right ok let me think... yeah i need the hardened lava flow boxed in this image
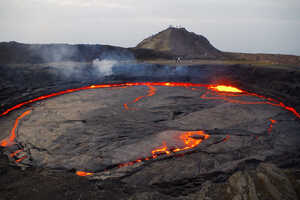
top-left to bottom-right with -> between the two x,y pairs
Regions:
0,82 -> 299,177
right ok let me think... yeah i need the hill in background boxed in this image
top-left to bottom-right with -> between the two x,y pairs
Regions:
136,27 -> 223,59
0,27 -> 299,65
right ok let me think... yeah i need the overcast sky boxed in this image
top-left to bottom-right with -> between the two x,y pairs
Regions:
1,0 -> 300,55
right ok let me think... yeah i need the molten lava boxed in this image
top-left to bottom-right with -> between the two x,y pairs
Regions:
0,82 -> 299,119
15,155 -> 27,163
124,85 -> 157,110
173,131 -> 210,152
151,142 -> 171,157
209,85 -> 244,93
0,82 -> 299,175
8,149 -> 27,162
0,110 -> 32,147
268,119 -> 277,134
118,131 -> 210,168
9,149 -> 22,157
76,171 -> 94,176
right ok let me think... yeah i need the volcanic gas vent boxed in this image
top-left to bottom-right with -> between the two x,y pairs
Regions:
0,82 -> 299,181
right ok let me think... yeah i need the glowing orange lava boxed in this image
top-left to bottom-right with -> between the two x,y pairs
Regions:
151,142 -> 171,158
124,85 -> 157,110
201,89 -> 300,119
0,82 -> 299,119
118,131 -> 210,168
9,149 -> 27,163
173,131 -> 210,152
76,171 -> 94,176
0,82 -> 299,176
9,149 -> 22,158
268,119 -> 277,134
0,110 -> 32,147
209,85 -> 244,93
15,156 -> 27,163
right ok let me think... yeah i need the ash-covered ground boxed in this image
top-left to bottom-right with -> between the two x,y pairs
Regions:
1,62 -> 300,200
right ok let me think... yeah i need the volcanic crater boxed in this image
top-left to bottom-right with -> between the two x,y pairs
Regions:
1,82 -> 300,186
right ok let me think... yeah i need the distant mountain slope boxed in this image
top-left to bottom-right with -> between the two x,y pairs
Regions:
0,28 -> 299,65
0,41 -> 173,64
224,52 -> 300,66
136,27 -> 223,59
0,42 -> 134,64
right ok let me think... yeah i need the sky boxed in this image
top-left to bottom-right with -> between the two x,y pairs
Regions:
1,0 -> 300,55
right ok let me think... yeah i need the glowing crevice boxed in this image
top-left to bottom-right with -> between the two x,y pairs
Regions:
124,85 -> 157,110
118,131 -> 210,168
0,110 -> 32,147
76,171 -> 94,176
268,119 -> 277,134
0,82 -> 299,119
0,82 -> 299,176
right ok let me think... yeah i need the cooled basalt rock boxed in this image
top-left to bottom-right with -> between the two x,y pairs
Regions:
0,85 -> 300,185
227,163 -> 298,200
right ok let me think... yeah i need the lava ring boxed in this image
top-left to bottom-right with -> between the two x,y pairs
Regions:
0,82 -> 299,177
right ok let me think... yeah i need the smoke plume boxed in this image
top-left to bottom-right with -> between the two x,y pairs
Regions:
92,59 -> 118,76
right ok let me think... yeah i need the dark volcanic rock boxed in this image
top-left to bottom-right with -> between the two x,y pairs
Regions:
227,163 -> 298,200
0,84 -> 299,184
1,62 -> 300,200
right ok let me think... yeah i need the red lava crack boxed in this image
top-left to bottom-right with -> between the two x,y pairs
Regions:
0,82 -> 299,176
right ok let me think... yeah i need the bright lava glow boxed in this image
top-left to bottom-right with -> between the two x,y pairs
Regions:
268,119 -> 277,134
124,85 -> 157,110
76,171 -> 94,176
209,85 -> 244,93
0,110 -> 32,147
0,82 -> 299,176
118,131 -> 210,168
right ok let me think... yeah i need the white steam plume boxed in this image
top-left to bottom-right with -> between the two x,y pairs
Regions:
92,59 -> 118,76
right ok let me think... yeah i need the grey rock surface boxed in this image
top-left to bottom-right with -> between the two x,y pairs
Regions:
0,85 -> 299,185
1,63 -> 300,200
